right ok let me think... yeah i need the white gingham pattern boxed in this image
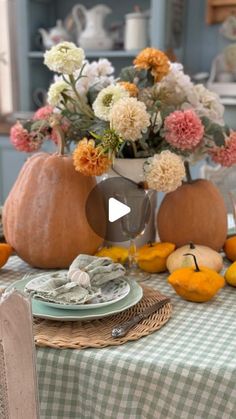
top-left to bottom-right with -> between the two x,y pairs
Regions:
1,256 -> 236,419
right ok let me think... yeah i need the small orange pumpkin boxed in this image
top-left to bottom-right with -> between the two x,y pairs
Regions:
224,261 -> 236,287
137,242 -> 175,273
3,152 -> 104,268
96,246 -> 128,264
0,243 -> 13,268
168,253 -> 225,302
223,236 -> 236,261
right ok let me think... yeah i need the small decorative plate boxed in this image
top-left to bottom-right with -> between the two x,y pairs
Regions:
24,272 -> 130,309
6,278 -> 143,321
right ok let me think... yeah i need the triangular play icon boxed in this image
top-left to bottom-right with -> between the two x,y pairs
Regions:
108,197 -> 131,223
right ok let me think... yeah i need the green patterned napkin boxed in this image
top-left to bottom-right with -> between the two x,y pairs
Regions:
24,254 -> 126,305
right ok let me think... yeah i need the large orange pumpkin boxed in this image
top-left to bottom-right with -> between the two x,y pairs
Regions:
3,152 -> 105,268
157,179 -> 227,251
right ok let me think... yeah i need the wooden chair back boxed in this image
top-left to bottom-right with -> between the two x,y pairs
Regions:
0,290 -> 39,419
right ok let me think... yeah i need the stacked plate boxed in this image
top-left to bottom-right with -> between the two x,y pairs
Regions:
7,274 -> 143,321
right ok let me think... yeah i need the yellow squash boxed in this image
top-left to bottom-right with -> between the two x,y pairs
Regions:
96,246 -> 128,264
168,253 -> 225,302
224,262 -> 236,287
0,243 -> 13,268
137,242 -> 175,273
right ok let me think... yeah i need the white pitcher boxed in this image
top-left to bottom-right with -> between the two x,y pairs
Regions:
38,20 -> 71,50
72,4 -> 113,50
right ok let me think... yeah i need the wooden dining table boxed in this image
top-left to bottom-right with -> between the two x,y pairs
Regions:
1,255 -> 236,419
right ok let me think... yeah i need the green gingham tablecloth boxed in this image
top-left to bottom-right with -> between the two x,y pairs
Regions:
1,256 -> 236,419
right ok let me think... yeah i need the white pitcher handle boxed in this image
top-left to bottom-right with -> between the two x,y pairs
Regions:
72,4 -> 86,38
33,88 -> 47,108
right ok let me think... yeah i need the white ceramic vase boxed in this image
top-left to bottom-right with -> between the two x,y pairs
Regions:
103,158 -> 157,247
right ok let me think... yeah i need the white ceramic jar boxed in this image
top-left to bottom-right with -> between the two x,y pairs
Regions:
124,11 -> 149,51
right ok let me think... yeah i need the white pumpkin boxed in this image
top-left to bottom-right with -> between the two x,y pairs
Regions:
166,242 -> 223,273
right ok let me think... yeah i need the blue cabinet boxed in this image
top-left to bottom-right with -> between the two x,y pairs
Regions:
16,0 -> 186,111
0,137 -> 28,204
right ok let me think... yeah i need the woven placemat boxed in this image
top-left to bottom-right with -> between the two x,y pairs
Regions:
33,285 -> 172,349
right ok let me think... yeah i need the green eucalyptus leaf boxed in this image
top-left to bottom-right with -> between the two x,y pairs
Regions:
136,68 -> 148,80
87,86 -> 100,105
206,121 -> 225,137
119,66 -> 136,82
213,130 -> 226,147
201,116 -> 211,130
146,71 -> 155,86
23,121 -> 34,131
224,124 -> 231,136
160,105 -> 175,120
135,69 -> 155,88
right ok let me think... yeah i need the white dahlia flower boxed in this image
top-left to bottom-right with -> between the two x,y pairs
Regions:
144,150 -> 186,193
47,80 -> 68,107
92,84 -> 128,121
110,97 -> 150,141
44,42 -> 85,74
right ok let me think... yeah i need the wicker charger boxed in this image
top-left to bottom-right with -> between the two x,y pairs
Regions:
33,285 -> 172,349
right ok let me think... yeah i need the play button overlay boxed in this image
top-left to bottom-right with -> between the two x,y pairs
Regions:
108,198 -> 131,222
85,177 -> 151,243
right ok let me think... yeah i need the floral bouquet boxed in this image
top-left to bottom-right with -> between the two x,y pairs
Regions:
10,42 -> 235,193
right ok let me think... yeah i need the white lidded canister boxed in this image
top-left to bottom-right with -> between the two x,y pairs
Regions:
124,11 -> 149,51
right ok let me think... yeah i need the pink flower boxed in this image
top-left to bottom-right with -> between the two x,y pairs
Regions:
209,132 -> 236,167
33,105 -> 70,145
164,109 -> 204,150
10,122 -> 42,152
33,105 -> 54,121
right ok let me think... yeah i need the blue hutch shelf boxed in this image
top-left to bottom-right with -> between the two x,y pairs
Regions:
14,0 -> 186,111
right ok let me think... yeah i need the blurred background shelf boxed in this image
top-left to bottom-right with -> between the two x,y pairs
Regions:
28,50 -> 141,58
14,0 -> 186,111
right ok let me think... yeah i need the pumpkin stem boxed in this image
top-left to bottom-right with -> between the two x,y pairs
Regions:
50,122 -> 65,155
148,241 -> 154,247
184,253 -> 200,272
189,242 -> 195,249
184,161 -> 192,183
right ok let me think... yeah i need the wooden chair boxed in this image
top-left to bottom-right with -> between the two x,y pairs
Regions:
0,290 -> 39,419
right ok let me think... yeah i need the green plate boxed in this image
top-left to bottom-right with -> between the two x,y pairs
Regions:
6,278 -> 143,321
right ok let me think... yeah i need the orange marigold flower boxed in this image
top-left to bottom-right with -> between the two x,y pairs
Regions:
133,48 -> 170,82
118,81 -> 139,97
73,138 -> 111,176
